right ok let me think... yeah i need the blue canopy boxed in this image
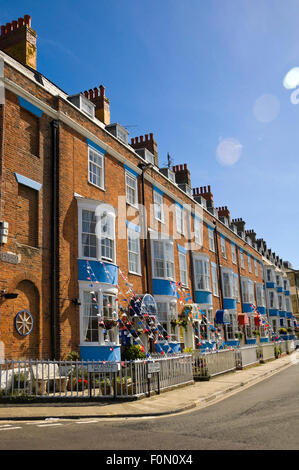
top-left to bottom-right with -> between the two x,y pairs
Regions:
215,310 -> 230,325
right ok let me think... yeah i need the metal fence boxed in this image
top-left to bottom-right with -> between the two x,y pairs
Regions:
236,345 -> 259,369
193,348 -> 237,379
0,355 -> 193,399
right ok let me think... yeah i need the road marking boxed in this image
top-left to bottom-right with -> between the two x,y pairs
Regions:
77,420 -> 99,424
0,426 -> 22,431
37,423 -> 63,427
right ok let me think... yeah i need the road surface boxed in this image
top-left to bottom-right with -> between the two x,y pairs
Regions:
0,362 -> 299,450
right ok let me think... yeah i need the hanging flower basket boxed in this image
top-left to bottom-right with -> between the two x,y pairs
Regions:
99,320 -> 118,330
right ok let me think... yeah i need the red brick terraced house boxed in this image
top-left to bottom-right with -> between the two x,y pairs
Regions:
0,16 -> 295,361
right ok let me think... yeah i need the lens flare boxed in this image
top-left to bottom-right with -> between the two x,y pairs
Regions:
253,94 -> 280,123
216,138 -> 243,166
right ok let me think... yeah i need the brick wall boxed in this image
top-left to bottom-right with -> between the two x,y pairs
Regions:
0,57 -> 265,359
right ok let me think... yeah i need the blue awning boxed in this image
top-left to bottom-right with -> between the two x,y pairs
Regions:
215,310 -> 230,325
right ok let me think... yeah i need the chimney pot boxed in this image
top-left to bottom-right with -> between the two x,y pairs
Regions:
99,85 -> 105,96
89,89 -> 94,99
93,87 -> 99,97
18,17 -> 24,27
150,133 -> 153,140
24,15 -> 31,26
140,136 -> 143,142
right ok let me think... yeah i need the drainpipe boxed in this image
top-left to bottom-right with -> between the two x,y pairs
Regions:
236,245 -> 245,342
51,120 -> 59,359
213,222 -> 226,343
138,162 -> 153,295
213,222 -> 224,309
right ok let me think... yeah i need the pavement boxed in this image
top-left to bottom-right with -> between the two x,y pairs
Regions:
0,352 -> 297,422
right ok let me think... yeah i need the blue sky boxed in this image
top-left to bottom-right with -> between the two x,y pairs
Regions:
2,0 -> 299,267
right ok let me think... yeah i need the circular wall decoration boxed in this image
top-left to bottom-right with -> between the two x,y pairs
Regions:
15,310 -> 34,336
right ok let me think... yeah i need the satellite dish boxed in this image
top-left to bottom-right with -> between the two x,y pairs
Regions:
141,294 -> 157,316
130,294 -> 157,316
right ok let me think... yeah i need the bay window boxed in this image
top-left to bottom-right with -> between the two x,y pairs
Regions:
199,308 -> 214,342
234,274 -> 240,302
268,290 -> 278,309
152,239 -> 175,280
81,209 -> 97,258
98,210 -> 116,262
78,200 -> 116,263
193,255 -> 211,291
225,311 -> 238,341
255,283 -> 265,307
80,287 -> 119,345
241,277 -> 255,304
155,299 -> 178,341
222,269 -> 234,298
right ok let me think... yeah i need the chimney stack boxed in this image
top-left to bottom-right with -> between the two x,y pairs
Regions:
130,133 -> 159,167
0,15 -> 37,69
172,164 -> 191,187
231,218 -> 246,236
216,206 -> 231,224
198,185 -> 213,209
83,85 -> 110,125
245,229 -> 257,244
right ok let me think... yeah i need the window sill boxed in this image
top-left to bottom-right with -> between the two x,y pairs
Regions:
88,181 -> 106,192
126,201 -> 139,210
78,256 -> 117,266
128,271 -> 142,277
154,217 -> 165,225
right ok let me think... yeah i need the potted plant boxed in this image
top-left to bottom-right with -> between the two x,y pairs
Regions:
252,330 -> 260,337
121,344 -> 146,361
279,328 -> 287,335
234,331 -> 243,340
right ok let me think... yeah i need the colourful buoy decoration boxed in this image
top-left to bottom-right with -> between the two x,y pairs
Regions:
15,310 -> 34,336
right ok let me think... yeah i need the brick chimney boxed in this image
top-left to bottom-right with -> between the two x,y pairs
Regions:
231,218 -> 245,236
172,164 -> 191,187
216,206 -> 231,224
130,134 -> 158,167
0,15 -> 37,69
197,185 -> 213,209
257,238 -> 267,254
83,85 -> 110,125
245,229 -> 257,244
